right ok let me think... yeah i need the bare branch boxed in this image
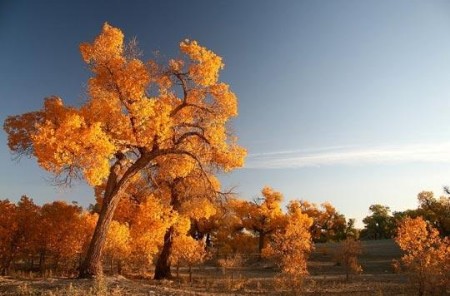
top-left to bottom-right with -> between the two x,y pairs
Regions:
175,73 -> 188,101
124,36 -> 143,60
444,186 -> 450,195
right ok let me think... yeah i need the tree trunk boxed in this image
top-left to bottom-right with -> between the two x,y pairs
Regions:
205,233 -> 212,248
53,256 -> 59,273
78,151 -> 154,279
154,227 -> 174,280
117,260 -> 122,275
188,265 -> 192,283
258,232 -> 265,259
39,250 -> 46,276
30,256 -> 34,271
1,251 -> 15,276
1,258 -> 11,276
78,189 -> 122,278
110,257 -> 114,274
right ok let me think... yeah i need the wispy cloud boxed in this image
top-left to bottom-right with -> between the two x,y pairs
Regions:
245,143 -> 450,169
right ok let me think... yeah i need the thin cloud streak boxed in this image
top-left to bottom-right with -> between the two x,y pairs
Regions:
245,143 -> 450,169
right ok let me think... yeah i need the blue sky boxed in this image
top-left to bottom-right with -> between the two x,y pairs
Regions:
1,0 -> 450,226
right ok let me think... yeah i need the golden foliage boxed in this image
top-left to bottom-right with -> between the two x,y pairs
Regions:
336,238 -> 363,281
231,187 -> 286,254
129,195 -> 174,265
180,39 -> 223,86
4,22 -> 246,187
0,200 -> 18,274
171,235 -> 207,267
0,198 -> 98,275
39,201 -> 87,262
263,200 -> 313,277
80,23 -> 124,64
104,220 -> 131,262
30,97 -> 115,186
297,200 -> 347,242
394,217 -> 450,295
3,23 -> 246,276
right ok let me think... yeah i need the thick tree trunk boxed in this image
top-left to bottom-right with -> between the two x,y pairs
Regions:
78,189 -> 122,278
78,153 -> 154,278
154,227 -> 174,280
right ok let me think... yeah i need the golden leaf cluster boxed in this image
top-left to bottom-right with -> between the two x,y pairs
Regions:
395,217 -> 450,294
4,22 -> 246,187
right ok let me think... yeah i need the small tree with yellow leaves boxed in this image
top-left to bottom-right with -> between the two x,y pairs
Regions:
394,217 -> 450,295
38,201 -> 87,274
335,238 -> 363,281
232,187 -> 286,258
263,200 -> 313,288
151,169 -> 220,279
0,200 -> 18,276
128,195 -> 174,272
103,220 -> 131,275
171,234 -> 207,282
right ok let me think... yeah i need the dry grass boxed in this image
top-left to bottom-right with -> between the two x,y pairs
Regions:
0,240 -> 417,295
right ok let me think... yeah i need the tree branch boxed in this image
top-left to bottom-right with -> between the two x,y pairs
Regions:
170,102 -> 214,118
175,131 -> 210,146
103,64 -> 141,145
158,148 -> 216,191
169,72 -> 215,117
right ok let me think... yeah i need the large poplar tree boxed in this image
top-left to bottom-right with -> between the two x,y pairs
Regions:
4,23 -> 246,278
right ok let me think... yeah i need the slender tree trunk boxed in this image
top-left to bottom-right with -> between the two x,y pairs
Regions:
2,254 -> 13,276
1,258 -> 10,276
258,232 -> 265,259
154,227 -> 174,280
110,257 -> 114,275
78,189 -> 122,278
39,250 -> 46,276
188,265 -> 192,283
53,256 -> 59,273
117,260 -> 122,275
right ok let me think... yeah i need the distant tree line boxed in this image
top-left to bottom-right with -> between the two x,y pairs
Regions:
360,190 -> 450,240
0,187 -> 358,280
